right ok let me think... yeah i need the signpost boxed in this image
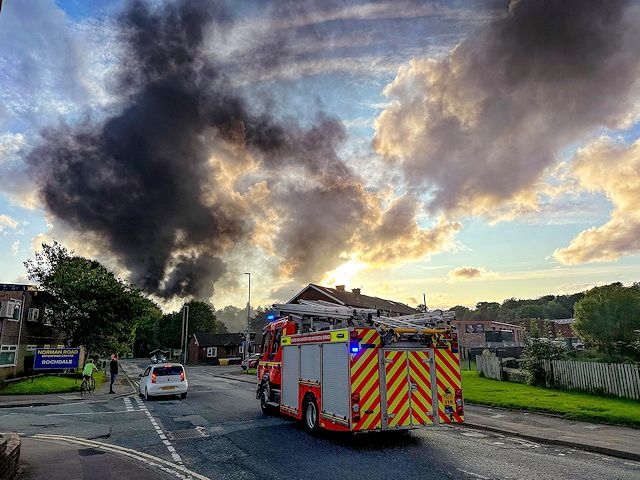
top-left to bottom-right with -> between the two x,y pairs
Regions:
34,348 -> 81,370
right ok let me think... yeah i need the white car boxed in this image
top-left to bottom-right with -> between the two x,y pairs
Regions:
139,363 -> 188,399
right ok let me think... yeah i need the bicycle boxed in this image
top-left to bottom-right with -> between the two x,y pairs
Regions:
80,374 -> 96,396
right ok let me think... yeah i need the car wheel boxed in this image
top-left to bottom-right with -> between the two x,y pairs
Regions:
180,392 -> 187,399
303,396 -> 319,434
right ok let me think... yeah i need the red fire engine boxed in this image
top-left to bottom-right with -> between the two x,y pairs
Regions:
256,301 -> 464,433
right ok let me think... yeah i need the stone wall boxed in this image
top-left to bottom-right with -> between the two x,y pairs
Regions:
0,433 -> 21,480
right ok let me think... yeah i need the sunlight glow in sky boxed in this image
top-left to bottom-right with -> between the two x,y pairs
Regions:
1,0 -> 639,311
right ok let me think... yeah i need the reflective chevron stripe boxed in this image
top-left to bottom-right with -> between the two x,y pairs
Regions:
384,350 -> 411,427
350,329 -> 381,431
435,348 -> 463,423
408,351 -> 433,425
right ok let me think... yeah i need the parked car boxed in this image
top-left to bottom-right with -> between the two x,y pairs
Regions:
241,353 -> 260,370
151,355 -> 167,364
139,363 -> 188,399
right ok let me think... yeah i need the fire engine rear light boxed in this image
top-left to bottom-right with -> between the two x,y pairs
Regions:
455,388 -> 463,415
352,404 -> 360,413
351,393 -> 360,403
352,414 -> 360,423
151,372 -> 157,384
350,330 -> 359,339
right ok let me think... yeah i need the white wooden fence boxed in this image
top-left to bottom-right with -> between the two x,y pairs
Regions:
541,360 -> 640,400
476,354 -> 502,380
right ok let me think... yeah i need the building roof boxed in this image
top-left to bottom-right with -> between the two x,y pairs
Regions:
290,283 -> 418,315
193,332 -> 243,347
553,318 -> 575,325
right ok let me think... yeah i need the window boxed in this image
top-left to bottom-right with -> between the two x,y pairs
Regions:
260,331 -> 271,359
154,365 -> 184,376
26,345 -> 37,351
0,345 -> 17,367
270,329 -> 281,357
501,330 -> 515,342
142,366 -> 151,377
485,331 -> 502,343
206,347 -> 217,358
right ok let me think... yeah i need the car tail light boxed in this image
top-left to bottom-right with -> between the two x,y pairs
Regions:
151,372 -> 157,384
455,388 -> 463,415
180,371 -> 185,381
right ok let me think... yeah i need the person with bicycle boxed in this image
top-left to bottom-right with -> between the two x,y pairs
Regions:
81,358 -> 98,394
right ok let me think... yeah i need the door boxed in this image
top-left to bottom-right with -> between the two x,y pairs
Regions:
384,350 -> 412,427
407,351 -> 433,426
384,350 -> 434,428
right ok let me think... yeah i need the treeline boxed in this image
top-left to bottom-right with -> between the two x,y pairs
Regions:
24,242 -> 270,357
448,293 -> 585,323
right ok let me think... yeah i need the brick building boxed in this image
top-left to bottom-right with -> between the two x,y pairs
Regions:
0,284 -> 64,381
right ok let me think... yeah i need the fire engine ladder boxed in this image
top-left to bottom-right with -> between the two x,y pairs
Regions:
273,301 -> 454,336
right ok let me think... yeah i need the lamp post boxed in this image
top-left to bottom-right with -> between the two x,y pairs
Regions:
181,304 -> 189,364
244,272 -> 251,372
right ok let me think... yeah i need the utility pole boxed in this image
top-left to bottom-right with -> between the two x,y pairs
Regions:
244,272 -> 251,373
181,304 -> 190,364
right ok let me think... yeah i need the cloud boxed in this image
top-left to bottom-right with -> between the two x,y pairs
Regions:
448,266 -> 493,280
554,137 -> 640,264
356,194 -> 461,267
0,214 -> 19,232
373,0 -> 640,218
0,0 -> 93,129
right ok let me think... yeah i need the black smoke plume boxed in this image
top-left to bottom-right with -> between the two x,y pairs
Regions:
26,0 -> 364,298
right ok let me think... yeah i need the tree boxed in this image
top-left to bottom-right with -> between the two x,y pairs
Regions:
187,301 -> 227,337
24,242 -> 151,355
215,305 -> 246,332
573,283 -> 640,355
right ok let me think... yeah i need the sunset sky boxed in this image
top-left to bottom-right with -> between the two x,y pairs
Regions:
1,0 -> 639,312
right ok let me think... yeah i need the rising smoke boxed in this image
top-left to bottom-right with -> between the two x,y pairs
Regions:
26,0 -> 368,299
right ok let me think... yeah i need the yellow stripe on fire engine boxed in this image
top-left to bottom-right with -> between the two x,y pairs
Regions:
408,351 -> 433,425
281,337 -> 291,346
435,348 -> 463,423
385,351 -> 411,428
350,337 -> 381,431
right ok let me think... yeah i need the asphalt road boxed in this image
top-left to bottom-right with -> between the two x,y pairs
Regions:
1,359 -> 639,480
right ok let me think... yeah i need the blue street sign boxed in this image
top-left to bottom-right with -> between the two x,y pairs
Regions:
34,348 -> 81,369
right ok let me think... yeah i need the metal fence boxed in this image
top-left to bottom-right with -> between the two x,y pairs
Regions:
541,359 -> 640,400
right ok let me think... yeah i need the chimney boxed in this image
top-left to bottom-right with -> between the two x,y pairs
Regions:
352,288 -> 361,297
336,285 -> 345,291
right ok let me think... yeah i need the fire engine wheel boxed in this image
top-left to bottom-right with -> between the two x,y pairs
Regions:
303,397 -> 319,433
260,383 -> 274,414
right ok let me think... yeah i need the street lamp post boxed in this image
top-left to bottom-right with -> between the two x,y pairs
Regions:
244,272 -> 251,372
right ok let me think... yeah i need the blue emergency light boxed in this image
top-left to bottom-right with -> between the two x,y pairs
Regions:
266,312 -> 277,321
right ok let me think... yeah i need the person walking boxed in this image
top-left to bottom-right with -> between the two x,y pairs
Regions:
109,353 -> 119,394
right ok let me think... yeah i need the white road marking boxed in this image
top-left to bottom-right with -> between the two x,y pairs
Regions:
138,398 -> 185,465
45,410 -> 145,417
456,468 -> 490,479
31,434 -> 209,480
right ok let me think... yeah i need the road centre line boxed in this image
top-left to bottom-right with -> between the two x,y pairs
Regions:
31,434 -> 210,480
137,396 -> 185,466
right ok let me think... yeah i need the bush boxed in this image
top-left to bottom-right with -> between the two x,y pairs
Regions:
521,336 -> 567,386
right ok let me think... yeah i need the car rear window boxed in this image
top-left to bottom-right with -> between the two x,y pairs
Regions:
154,365 -> 183,376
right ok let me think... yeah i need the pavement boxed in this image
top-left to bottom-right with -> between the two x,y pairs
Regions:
2,367 -> 640,480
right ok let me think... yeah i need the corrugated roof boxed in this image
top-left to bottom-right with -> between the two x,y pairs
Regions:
296,284 -> 417,315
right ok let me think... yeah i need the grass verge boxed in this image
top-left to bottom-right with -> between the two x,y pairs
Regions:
462,370 -> 640,427
0,371 -> 106,395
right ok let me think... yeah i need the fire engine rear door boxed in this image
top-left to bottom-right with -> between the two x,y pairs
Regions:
407,350 -> 434,426
384,350 -> 434,428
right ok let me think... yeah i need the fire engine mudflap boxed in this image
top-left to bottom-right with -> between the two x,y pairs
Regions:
256,302 -> 464,434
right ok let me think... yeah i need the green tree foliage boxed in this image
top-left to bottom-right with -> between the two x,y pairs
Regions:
24,242 -> 154,355
155,302 -> 227,351
573,283 -> 640,357
521,333 -> 568,386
